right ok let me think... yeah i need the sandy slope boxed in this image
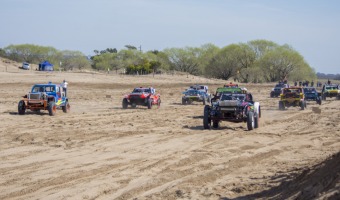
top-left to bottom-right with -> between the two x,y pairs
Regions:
0,58 -> 339,200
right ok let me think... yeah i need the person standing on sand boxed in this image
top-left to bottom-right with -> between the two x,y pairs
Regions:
61,80 -> 68,97
149,86 -> 155,95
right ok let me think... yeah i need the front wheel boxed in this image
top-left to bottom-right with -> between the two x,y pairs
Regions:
203,105 -> 211,129
18,100 -> 26,115
157,98 -> 161,108
247,111 -> 254,131
122,98 -> 128,109
62,101 -> 70,113
213,120 -> 219,128
48,102 -> 57,116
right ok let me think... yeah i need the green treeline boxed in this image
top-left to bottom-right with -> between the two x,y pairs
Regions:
0,40 -> 316,82
0,44 -> 91,71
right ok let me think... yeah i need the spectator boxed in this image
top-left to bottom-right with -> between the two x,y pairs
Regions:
311,81 -> 314,87
149,87 -> 155,95
61,80 -> 68,97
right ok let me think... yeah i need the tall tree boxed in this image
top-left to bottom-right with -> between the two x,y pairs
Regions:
60,50 -> 90,70
259,46 -> 307,82
206,45 -> 240,80
235,43 -> 256,83
163,47 -> 200,75
247,40 -> 278,59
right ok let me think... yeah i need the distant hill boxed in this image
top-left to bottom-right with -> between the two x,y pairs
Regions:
317,72 -> 340,80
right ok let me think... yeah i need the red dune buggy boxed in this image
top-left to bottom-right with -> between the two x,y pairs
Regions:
122,87 -> 161,109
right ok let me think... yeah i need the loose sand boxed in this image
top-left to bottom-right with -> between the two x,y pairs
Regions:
0,58 -> 339,200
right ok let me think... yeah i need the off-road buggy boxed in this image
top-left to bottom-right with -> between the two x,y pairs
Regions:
122,87 -> 161,109
189,84 -> 209,92
203,92 -> 261,131
303,87 -> 321,105
270,83 -> 288,98
279,87 -> 306,110
321,84 -> 340,100
223,83 -> 239,88
182,89 -> 210,105
18,83 -> 70,116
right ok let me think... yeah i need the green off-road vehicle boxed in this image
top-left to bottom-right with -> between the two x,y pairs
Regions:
204,92 -> 261,131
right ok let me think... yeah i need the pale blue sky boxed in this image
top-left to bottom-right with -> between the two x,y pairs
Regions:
1,0 -> 339,73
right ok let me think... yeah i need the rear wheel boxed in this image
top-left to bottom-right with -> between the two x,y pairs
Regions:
33,109 -> 41,113
182,98 -> 186,105
247,111 -> 254,131
258,106 -> 261,118
62,101 -> 70,113
318,98 -> 322,105
213,120 -> 219,128
147,98 -> 153,109
300,101 -> 305,110
279,101 -> 284,110
157,98 -> 161,108
18,100 -> 26,115
203,105 -> 211,129
254,112 -> 259,129
122,98 -> 128,109
48,102 -> 57,116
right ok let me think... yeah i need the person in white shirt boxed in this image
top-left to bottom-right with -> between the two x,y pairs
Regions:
150,87 -> 155,95
61,80 -> 68,97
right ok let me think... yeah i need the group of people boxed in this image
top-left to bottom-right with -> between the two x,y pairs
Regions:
294,80 -> 315,87
292,80 -> 331,88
